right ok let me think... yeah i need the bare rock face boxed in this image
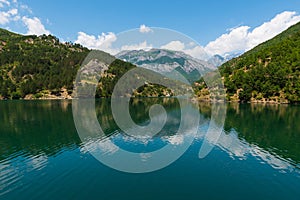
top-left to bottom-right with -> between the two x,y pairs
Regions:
116,49 -> 215,83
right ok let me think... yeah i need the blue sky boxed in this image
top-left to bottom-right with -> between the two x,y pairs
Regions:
1,0 -> 300,58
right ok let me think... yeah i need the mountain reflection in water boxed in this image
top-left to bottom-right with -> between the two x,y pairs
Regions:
0,99 -> 299,199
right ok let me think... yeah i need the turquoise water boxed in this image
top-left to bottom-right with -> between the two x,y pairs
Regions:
0,99 -> 300,199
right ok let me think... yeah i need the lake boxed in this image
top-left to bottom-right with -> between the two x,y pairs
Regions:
0,99 -> 300,199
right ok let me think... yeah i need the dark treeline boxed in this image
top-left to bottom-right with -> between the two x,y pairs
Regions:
1,22 -> 300,101
0,29 -> 89,99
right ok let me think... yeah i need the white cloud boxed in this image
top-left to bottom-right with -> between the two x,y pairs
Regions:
184,46 -> 210,60
75,30 -> 153,54
7,8 -> 17,15
75,10 -> 300,60
161,40 -> 185,51
12,15 -> 19,21
205,26 -> 250,56
204,11 -> 300,56
75,31 -> 117,53
0,0 -> 10,8
120,41 -> 152,51
0,8 -> 18,25
0,12 -> 10,24
139,24 -> 153,33
22,16 -> 50,35
246,11 -> 300,50
20,4 -> 33,14
0,1 -> 47,35
160,40 -> 209,60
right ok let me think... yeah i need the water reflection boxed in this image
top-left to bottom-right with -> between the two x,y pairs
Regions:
1,100 -> 300,167
225,103 -> 300,166
215,129 -> 297,171
74,97 -> 200,173
0,99 -> 300,196
0,100 -> 79,196
0,100 -> 80,161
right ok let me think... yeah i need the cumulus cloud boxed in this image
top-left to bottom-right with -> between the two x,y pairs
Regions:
139,24 -> 153,33
75,30 -> 154,54
0,8 -> 18,25
161,40 -> 185,51
0,0 -> 10,8
0,1 -> 50,35
205,26 -> 249,56
120,41 -> 152,51
76,10 -> 300,60
205,11 -> 300,56
75,31 -> 117,53
160,40 -> 209,60
184,46 -> 209,60
22,16 -> 50,35
0,12 -> 10,24
20,4 -> 32,14
246,11 -> 300,49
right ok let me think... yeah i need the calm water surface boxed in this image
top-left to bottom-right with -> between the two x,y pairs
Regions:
0,99 -> 300,199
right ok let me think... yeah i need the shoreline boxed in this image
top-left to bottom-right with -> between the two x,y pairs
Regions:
0,96 -> 298,104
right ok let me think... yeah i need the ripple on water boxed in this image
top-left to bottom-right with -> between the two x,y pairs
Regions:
0,150 -> 49,196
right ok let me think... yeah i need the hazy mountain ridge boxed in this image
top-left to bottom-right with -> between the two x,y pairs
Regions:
117,49 -> 215,71
116,48 -> 215,83
0,29 -> 177,99
0,23 -> 299,102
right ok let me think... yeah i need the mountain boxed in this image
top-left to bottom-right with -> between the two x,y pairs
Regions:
222,51 -> 244,62
207,54 -> 225,67
218,22 -> 300,103
0,28 -> 92,99
1,23 -> 300,102
116,49 -> 215,83
207,51 -> 244,67
0,29 -> 175,99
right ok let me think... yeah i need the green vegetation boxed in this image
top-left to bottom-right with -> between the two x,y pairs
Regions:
0,28 -> 173,99
219,22 -> 300,103
96,61 -> 176,98
0,28 -> 89,99
1,21 -> 300,102
96,59 -> 136,97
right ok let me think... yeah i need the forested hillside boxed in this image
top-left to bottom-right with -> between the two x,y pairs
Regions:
0,29 -> 173,99
1,22 -> 300,102
219,22 -> 300,103
0,28 -> 89,99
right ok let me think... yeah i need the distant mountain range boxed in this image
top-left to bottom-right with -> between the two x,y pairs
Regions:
207,51 -> 243,67
116,48 -> 241,70
207,54 -> 225,67
0,21 -> 299,102
116,49 -> 215,83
